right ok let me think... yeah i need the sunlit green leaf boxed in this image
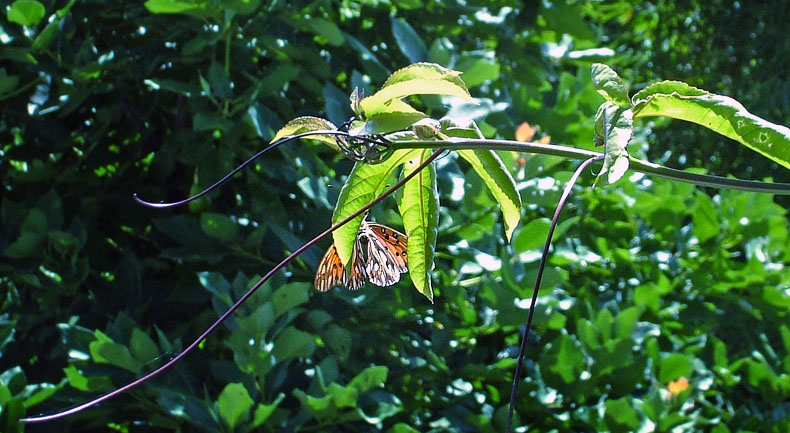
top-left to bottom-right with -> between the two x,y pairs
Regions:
458,149 -> 521,241
632,80 -> 790,170
397,150 -> 439,301
360,63 -> 473,116
270,116 -> 338,149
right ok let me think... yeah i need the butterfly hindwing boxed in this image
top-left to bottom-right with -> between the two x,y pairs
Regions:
361,222 -> 409,287
345,238 -> 367,290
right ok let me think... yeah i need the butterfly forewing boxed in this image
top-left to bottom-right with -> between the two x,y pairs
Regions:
314,245 -> 345,292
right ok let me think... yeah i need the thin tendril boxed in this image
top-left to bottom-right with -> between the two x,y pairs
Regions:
21,149 -> 444,423
133,130 -> 386,208
505,155 -> 603,433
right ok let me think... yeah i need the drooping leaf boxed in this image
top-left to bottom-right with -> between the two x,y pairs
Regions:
331,149 -> 419,266
359,63 -> 474,116
458,149 -> 521,241
594,102 -> 633,186
397,150 -> 439,301
270,116 -> 338,150
632,80 -> 790,170
591,63 -> 631,108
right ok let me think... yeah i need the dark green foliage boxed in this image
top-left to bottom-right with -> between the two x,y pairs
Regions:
2,0 -> 790,432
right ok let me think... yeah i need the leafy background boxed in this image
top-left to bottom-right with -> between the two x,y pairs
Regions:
2,0 -> 790,432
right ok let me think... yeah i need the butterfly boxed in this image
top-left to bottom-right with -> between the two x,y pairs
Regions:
314,219 -> 409,291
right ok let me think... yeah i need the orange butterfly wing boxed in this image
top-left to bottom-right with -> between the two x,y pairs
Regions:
314,245 -> 345,292
315,241 -> 367,291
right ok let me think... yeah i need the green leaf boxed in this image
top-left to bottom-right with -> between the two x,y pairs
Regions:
251,393 -> 285,427
388,424 -> 421,433
613,306 -> 640,339
32,18 -> 60,51
270,116 -> 338,150
222,0 -> 259,15
89,331 -> 141,373
332,149 -> 419,266
217,383 -> 253,430
270,282 -> 309,317
4,231 -> 45,259
458,149 -> 521,241
144,0 -> 208,16
288,16 -> 344,46
604,397 -> 641,431
63,365 -> 113,392
207,62 -> 232,100
391,18 -> 428,63
8,0 -> 46,27
455,54 -> 500,88
326,382 -> 358,408
350,99 -> 426,135
594,102 -> 633,186
200,212 -> 239,242
591,63 -> 631,108
129,328 -> 159,363
293,389 -> 335,419
657,353 -> 692,383
397,150 -> 439,301
348,365 -> 388,393
272,326 -> 315,362
692,191 -> 719,243
324,325 -> 352,362
632,80 -> 790,170
542,333 -> 584,385
360,63 -> 473,116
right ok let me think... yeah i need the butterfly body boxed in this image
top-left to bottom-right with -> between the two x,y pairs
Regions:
314,219 -> 408,291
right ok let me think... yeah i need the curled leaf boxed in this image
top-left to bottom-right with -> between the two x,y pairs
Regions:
270,116 -> 338,150
591,63 -> 631,108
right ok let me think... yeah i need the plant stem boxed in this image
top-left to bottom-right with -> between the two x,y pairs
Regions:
395,138 -> 790,195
